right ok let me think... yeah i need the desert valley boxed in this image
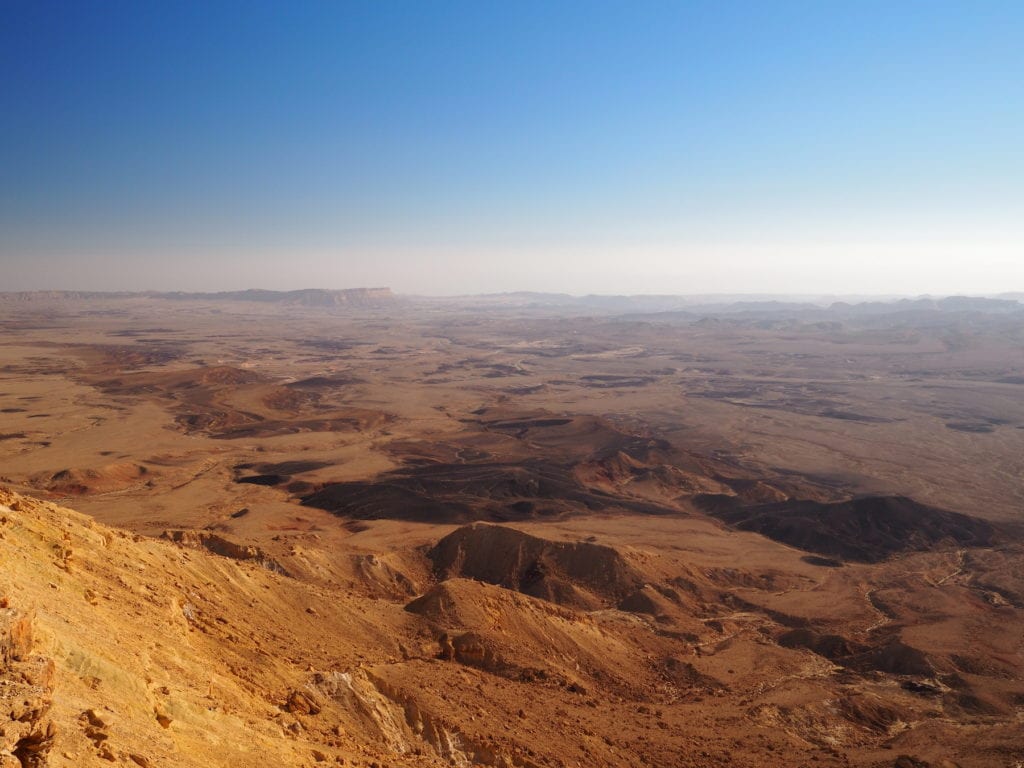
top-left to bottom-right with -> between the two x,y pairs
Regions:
0,288 -> 1021,768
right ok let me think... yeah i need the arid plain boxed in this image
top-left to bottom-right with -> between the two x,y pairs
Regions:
1,290 -> 1022,768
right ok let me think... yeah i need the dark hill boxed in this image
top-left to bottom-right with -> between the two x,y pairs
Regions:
705,495 -> 997,563
301,461 -> 671,523
425,523 -> 644,609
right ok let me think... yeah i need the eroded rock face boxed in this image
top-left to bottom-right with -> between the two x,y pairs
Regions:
161,530 -> 289,575
309,668 -> 542,768
284,689 -> 323,716
1,608 -> 55,767
0,609 -> 33,666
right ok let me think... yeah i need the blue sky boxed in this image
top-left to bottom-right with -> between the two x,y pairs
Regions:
2,1 -> 1022,294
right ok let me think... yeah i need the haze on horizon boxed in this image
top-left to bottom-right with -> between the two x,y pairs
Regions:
2,2 -> 1022,297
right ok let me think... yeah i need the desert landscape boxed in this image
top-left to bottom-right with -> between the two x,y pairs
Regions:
5,2 -> 1021,765
1,289 -> 1022,767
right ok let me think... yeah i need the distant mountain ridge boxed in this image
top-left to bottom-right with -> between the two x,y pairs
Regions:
0,287 -> 394,307
3,289 -> 1021,316
828,295 -> 1023,315
417,291 -> 1022,314
160,287 -> 394,307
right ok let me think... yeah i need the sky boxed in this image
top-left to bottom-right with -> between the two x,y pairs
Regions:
1,1 -> 1022,296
